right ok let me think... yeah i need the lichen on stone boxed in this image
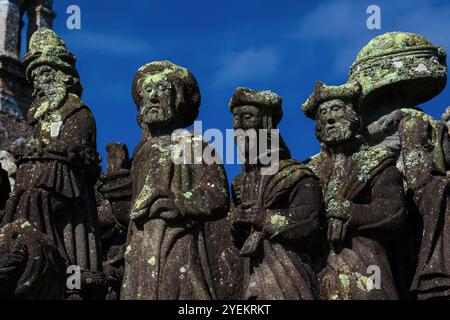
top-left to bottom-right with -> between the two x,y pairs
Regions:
147,256 -> 156,266
183,191 -> 193,199
270,214 -> 289,230
356,274 -> 374,292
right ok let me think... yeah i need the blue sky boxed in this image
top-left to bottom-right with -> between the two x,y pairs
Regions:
46,0 -> 450,182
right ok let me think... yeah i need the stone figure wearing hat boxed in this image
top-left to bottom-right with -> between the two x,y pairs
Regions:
0,29 -> 103,299
120,61 -> 229,300
302,81 -> 407,300
350,32 -> 450,299
229,87 -> 323,299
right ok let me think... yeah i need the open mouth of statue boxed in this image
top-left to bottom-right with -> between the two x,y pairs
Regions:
326,125 -> 336,133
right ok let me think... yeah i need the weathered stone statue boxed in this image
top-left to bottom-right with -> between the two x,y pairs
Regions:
0,218 -> 65,299
229,87 -> 323,300
302,81 -> 408,299
98,142 -> 132,300
0,29 -> 103,299
121,61 -> 229,300
349,32 -> 450,299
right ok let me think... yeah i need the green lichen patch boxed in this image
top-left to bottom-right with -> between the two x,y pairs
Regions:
338,274 -> 350,289
183,191 -> 193,199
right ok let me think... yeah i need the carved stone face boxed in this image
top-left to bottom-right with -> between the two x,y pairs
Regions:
139,77 -> 176,128
316,99 -> 360,146
30,65 -> 69,119
233,105 -> 262,130
31,65 -> 65,100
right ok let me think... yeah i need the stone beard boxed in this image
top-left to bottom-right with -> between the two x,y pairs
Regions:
138,78 -> 176,129
30,65 -> 68,118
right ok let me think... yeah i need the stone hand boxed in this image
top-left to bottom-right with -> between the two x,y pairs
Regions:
245,208 -> 265,228
0,244 -> 28,280
240,231 -> 264,257
129,207 -> 150,224
150,198 -> 181,222
327,217 -> 348,245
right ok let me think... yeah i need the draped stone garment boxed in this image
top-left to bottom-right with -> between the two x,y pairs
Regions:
1,94 -> 102,272
398,111 -> 450,299
230,159 -> 323,300
307,147 -> 407,300
0,219 -> 66,300
121,134 -> 229,300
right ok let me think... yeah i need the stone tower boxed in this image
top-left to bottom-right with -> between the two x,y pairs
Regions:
0,0 -> 55,185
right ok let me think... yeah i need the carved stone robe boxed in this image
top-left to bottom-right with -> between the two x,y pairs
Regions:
398,110 -> 450,299
307,146 -> 407,299
121,133 -> 229,300
1,94 -> 102,274
0,218 -> 66,300
230,159 -> 322,300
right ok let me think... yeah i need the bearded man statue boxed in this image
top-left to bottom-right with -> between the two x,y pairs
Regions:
302,81 -> 407,300
0,29 -> 103,299
229,87 -> 323,300
120,61 -> 229,300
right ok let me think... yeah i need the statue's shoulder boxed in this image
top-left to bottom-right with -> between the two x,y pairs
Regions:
278,158 -> 314,177
351,145 -> 396,183
304,152 -> 329,178
399,108 -> 446,132
61,94 -> 93,123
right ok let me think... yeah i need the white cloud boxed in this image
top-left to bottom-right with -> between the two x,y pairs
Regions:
212,47 -> 281,86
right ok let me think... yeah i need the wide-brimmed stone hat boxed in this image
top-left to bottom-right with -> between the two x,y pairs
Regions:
349,32 -> 447,107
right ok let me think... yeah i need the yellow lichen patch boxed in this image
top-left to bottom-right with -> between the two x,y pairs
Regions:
356,274 -> 375,292
147,256 -> 156,266
270,214 -> 289,229
35,101 -> 50,120
352,146 -> 390,183
132,185 -> 153,212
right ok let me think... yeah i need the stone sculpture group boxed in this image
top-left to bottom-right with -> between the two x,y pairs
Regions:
0,28 -> 449,300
